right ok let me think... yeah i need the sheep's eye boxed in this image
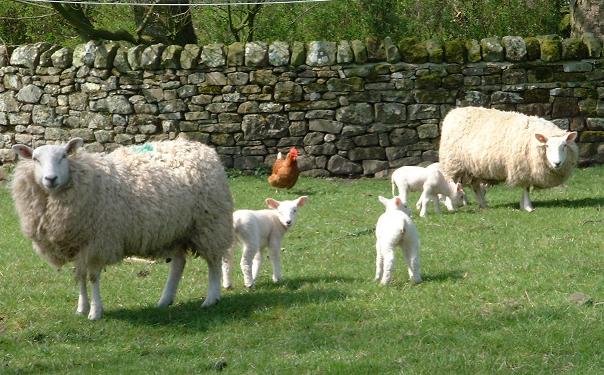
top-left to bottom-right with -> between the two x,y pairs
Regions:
62,153 -> 67,159
32,157 -> 39,163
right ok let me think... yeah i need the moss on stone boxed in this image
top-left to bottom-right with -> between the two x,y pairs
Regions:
524,37 -> 541,60
562,38 -> 588,60
580,131 -> 604,142
444,39 -> 465,64
415,72 -> 441,89
398,37 -> 428,63
465,39 -> 482,63
425,38 -> 444,63
539,37 -> 561,62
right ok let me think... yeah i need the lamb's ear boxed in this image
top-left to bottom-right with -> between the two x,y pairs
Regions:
456,183 -> 463,192
378,195 -> 388,207
265,198 -> 280,209
566,131 -> 578,143
394,196 -> 403,208
296,196 -> 308,207
535,133 -> 548,144
65,138 -> 84,155
12,144 -> 33,159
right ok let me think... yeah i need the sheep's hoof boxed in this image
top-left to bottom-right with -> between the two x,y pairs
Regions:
87,309 -> 103,321
76,305 -> 90,316
201,297 -> 219,308
157,299 -> 173,308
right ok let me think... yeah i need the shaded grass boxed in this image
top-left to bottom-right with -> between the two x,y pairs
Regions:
0,166 -> 603,374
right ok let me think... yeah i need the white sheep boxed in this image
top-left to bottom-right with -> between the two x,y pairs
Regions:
11,138 -> 233,320
222,196 -> 307,289
375,196 -> 421,285
439,107 -> 578,212
391,165 -> 465,216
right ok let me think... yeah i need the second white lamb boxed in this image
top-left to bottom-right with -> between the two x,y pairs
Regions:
222,196 -> 308,289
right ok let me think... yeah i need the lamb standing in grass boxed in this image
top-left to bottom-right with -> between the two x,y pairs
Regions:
391,165 -> 465,217
439,107 -> 578,212
222,196 -> 307,289
11,138 -> 233,320
375,196 -> 421,285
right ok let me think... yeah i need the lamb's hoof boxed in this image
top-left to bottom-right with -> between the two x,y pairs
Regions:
201,297 -> 219,308
76,305 -> 90,316
87,309 -> 103,321
222,285 -> 233,290
521,206 -> 535,212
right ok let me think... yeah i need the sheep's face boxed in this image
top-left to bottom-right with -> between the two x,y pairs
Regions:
535,132 -> 578,170
266,196 -> 308,228
378,196 -> 412,216
12,138 -> 84,193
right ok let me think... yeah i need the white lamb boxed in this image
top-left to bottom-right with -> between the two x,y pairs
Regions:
439,107 -> 578,212
375,196 -> 421,285
391,165 -> 465,217
222,196 -> 307,289
11,138 -> 233,320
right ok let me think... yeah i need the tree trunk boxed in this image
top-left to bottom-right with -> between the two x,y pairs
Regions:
570,0 -> 604,38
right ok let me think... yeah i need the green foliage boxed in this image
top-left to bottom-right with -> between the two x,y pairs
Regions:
1,166 -> 603,373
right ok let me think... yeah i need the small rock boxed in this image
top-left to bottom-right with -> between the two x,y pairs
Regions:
568,292 -> 593,306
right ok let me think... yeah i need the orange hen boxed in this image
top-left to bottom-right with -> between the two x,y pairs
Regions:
268,147 -> 300,189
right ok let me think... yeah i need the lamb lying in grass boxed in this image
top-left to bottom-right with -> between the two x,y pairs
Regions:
222,196 -> 308,289
375,196 -> 421,285
391,165 -> 465,217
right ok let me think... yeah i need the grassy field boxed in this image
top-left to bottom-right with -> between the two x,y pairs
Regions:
1,166 -> 603,374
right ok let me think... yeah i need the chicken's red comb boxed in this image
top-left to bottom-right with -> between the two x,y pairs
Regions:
289,147 -> 299,158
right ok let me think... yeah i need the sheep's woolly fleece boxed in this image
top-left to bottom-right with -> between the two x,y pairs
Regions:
439,107 -> 578,189
11,140 -> 233,273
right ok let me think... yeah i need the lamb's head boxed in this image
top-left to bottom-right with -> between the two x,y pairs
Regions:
378,196 -> 412,216
447,181 -> 467,206
266,196 -> 308,228
12,138 -> 84,193
535,132 -> 578,170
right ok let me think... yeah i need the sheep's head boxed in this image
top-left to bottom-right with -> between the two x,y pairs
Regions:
266,196 -> 308,228
12,138 -> 84,193
378,196 -> 412,216
535,132 -> 578,170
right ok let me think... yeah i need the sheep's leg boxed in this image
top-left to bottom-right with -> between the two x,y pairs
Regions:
403,239 -> 422,284
375,240 -> 384,282
158,252 -> 186,307
240,244 -> 257,288
88,270 -> 103,321
251,250 -> 263,282
76,276 -> 90,316
202,255 -> 221,307
268,239 -> 282,283
380,246 -> 395,285
520,187 -> 535,212
472,181 -> 488,208
221,245 -> 235,289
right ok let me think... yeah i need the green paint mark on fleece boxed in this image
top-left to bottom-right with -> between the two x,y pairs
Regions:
131,144 -> 154,153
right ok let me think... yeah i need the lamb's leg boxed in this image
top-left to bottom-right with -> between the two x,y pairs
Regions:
432,194 -> 441,215
251,249 -> 263,282
444,196 -> 455,211
221,245 -> 235,289
375,240 -> 384,282
240,244 -> 257,288
158,251 -> 186,307
418,192 -> 429,217
380,245 -> 395,285
88,270 -> 103,321
520,187 -> 535,212
202,254 -> 221,307
268,238 -> 282,283
472,181 -> 488,208
403,239 -> 422,284
76,275 -> 90,316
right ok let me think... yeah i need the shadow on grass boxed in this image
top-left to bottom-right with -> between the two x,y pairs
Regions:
105,287 -> 347,329
492,196 -> 604,210
421,270 -> 466,283
255,275 -> 360,290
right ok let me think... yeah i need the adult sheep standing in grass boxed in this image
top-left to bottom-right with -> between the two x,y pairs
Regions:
11,138 -> 233,320
439,107 -> 578,212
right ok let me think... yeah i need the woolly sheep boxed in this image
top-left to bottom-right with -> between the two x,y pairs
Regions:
222,196 -> 307,289
375,196 -> 421,285
11,138 -> 233,320
439,107 -> 578,212
391,165 -> 465,216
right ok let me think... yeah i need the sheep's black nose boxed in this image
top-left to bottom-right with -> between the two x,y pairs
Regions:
286,220 -> 292,225
45,175 -> 58,185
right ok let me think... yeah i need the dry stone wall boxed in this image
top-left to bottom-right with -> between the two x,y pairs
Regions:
1,35 -> 603,177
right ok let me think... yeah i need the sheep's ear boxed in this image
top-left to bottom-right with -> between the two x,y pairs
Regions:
12,144 -> 33,159
456,183 -> 463,192
535,133 -> 548,144
65,138 -> 84,155
265,198 -> 280,209
296,196 -> 308,207
566,131 -> 578,143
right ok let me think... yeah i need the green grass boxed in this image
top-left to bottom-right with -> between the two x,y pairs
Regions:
1,166 -> 603,374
